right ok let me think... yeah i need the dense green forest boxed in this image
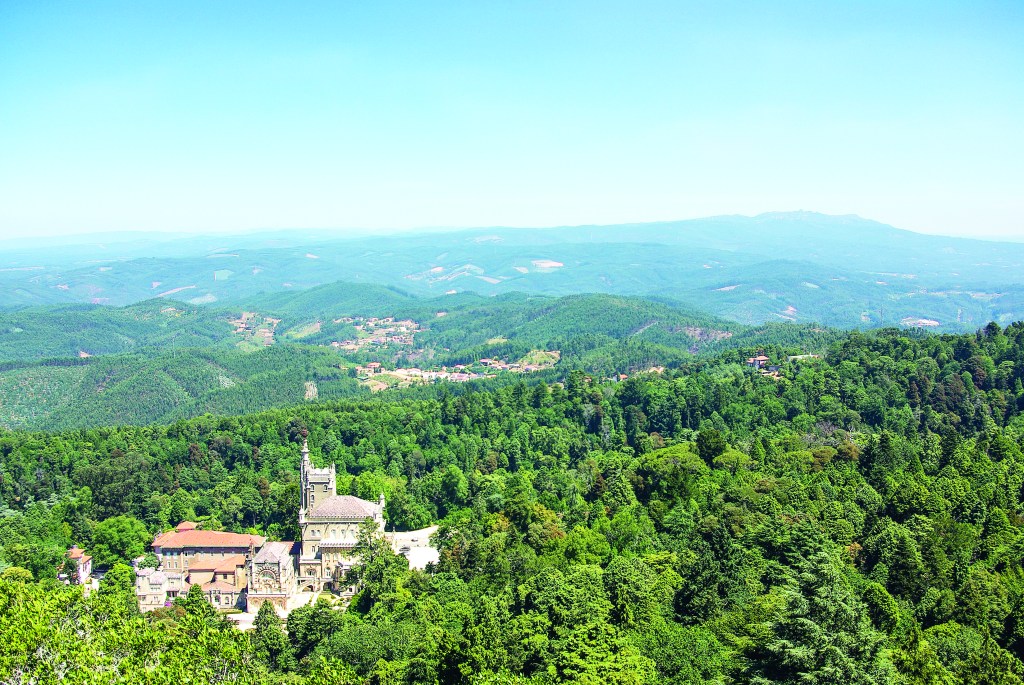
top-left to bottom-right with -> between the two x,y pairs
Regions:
4,322 -> 1024,682
0,345 -> 366,431
0,300 -> 233,361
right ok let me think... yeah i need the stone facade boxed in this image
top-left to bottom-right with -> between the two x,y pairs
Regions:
246,540 -> 300,613
133,439 -> 436,615
135,521 -> 263,612
296,440 -> 385,593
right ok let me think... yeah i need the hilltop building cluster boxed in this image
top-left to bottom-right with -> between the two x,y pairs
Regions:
133,440 -> 437,615
330,316 -> 420,351
744,353 -> 821,379
745,353 -> 783,379
228,311 -> 279,346
355,353 -> 561,389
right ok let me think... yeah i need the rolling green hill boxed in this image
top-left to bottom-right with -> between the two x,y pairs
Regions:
0,300 -> 233,362
0,345 -> 366,431
0,289 -> 841,430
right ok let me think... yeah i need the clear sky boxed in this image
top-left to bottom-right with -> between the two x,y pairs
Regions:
1,1 -> 1022,240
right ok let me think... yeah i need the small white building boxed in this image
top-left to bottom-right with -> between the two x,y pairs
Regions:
66,546 -> 92,585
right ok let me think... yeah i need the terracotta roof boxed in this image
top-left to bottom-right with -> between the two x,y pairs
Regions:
215,555 -> 247,573
202,580 -> 238,593
186,557 -> 219,571
176,521 -> 198,532
308,495 -> 378,520
188,554 -> 246,572
67,546 -> 91,562
153,529 -> 265,550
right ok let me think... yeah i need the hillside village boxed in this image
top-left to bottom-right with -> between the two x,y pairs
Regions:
328,316 -> 419,351
228,310 -> 564,391
229,311 -> 280,348
354,351 -> 561,390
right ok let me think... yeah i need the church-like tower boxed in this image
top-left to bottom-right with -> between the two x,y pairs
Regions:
294,437 -> 388,593
298,438 -> 336,526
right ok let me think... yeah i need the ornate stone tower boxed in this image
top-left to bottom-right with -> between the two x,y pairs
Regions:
298,438 -> 336,525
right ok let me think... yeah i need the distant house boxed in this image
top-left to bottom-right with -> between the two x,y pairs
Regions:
66,546 -> 92,585
366,362 -> 382,373
746,355 -> 770,369
136,568 -> 179,611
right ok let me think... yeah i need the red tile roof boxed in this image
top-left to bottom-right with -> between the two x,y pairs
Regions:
67,546 -> 91,563
202,580 -> 239,593
187,554 -> 247,572
153,529 -> 265,551
215,554 -> 247,573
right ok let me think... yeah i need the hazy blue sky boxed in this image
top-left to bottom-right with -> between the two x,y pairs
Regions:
1,1 -> 1021,240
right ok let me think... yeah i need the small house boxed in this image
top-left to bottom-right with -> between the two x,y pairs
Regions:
66,546 -> 93,585
746,355 -> 770,369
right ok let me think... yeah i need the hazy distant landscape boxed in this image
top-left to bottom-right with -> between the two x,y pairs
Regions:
4,212 -> 1024,330
3,210 -> 1021,430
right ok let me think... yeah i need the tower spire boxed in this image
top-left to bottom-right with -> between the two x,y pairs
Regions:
299,436 -> 311,519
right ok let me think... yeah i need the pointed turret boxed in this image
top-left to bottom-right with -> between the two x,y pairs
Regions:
299,437 -> 311,517
299,437 -> 336,517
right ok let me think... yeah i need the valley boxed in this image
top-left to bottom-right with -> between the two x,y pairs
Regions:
0,286 -> 837,430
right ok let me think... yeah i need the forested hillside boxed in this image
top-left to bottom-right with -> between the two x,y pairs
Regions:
0,290 -> 838,431
0,300 -> 233,361
0,345 -> 366,431
3,322 -> 1024,683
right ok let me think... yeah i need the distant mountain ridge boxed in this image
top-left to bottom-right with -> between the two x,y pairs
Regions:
2,212 -> 1023,329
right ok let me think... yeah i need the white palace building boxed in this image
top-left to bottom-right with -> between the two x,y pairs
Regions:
136,439 -> 437,614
